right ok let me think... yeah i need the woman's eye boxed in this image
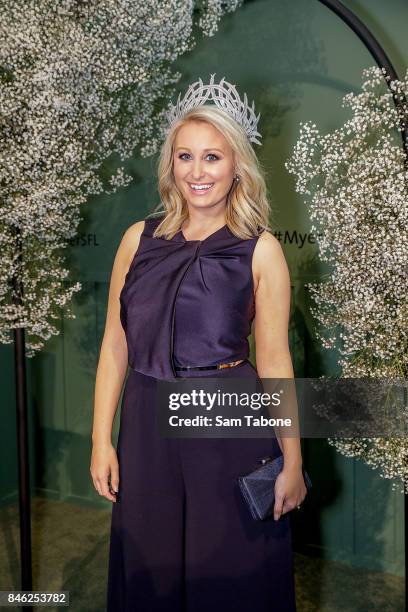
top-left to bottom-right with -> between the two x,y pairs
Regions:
178,153 -> 219,161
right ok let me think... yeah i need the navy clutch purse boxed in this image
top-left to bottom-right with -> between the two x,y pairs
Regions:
238,454 -> 312,521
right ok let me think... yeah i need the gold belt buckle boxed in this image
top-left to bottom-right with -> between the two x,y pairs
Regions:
217,359 -> 244,370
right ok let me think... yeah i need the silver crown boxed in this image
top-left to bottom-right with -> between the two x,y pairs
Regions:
165,74 -> 262,145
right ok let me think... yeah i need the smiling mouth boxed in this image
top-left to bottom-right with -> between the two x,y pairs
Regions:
188,182 -> 215,194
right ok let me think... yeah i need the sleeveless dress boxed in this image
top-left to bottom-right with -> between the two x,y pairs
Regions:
107,214 -> 296,611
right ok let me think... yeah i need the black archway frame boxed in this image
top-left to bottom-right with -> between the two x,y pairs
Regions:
317,0 -> 407,608
12,0 -> 407,609
318,0 -> 408,152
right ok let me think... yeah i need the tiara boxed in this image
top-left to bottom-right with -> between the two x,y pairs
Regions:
165,74 -> 262,145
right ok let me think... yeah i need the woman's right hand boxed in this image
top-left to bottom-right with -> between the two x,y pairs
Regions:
90,441 -> 120,502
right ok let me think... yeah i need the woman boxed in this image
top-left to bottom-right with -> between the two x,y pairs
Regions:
91,75 -> 307,611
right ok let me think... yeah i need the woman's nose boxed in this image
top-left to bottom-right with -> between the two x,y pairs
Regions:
191,160 -> 205,180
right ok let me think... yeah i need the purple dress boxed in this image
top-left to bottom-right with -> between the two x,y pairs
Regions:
107,214 -> 296,611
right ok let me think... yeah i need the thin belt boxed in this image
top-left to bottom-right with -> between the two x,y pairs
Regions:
175,358 -> 247,371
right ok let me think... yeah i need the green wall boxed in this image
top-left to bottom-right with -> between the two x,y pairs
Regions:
1,0 -> 406,579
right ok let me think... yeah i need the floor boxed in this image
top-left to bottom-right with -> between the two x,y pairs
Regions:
0,498 -> 404,611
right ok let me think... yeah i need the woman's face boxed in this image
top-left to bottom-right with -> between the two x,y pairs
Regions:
173,120 -> 235,212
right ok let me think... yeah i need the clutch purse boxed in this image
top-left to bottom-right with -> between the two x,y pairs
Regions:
238,454 -> 312,521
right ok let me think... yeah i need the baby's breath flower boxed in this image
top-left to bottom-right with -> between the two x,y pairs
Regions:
286,66 -> 408,493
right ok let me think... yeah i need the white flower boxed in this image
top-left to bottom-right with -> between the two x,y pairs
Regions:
285,65 -> 408,492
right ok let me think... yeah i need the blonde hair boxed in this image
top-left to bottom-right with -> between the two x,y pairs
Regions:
150,105 -> 274,240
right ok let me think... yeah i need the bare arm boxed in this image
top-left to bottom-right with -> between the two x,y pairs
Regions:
90,219 -> 145,501
252,230 -> 307,519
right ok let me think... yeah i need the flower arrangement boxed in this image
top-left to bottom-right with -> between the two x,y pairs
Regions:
285,66 -> 408,492
0,0 -> 242,355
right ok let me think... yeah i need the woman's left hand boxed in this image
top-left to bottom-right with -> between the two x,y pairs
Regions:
273,464 -> 307,521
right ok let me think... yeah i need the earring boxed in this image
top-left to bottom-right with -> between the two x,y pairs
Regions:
235,175 -> 240,182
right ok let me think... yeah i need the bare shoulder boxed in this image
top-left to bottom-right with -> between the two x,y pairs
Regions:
109,219 -> 146,282
253,229 -> 288,270
252,229 -> 289,291
118,219 -> 146,263
254,229 -> 284,257
122,219 -> 145,248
